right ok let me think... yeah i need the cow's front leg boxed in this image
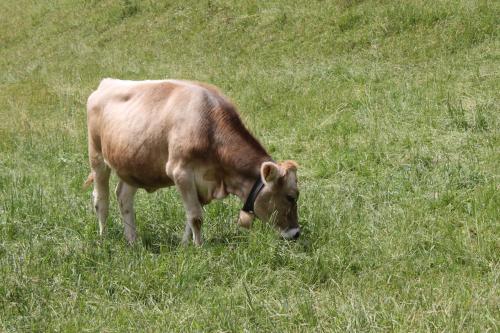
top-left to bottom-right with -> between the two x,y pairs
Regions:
171,166 -> 203,246
182,222 -> 193,244
115,180 -> 138,244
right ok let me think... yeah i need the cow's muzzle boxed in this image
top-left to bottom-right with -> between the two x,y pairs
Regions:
281,227 -> 300,240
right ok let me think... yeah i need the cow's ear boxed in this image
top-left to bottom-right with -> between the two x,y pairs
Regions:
261,161 -> 284,185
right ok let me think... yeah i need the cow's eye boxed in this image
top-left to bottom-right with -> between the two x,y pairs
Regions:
286,195 -> 296,203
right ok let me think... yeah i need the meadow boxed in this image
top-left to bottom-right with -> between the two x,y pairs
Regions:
0,0 -> 498,331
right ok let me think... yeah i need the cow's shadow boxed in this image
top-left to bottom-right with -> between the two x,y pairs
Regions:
140,229 -> 181,253
139,224 -> 246,254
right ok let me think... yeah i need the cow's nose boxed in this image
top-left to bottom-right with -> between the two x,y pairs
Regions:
281,227 -> 300,240
292,230 -> 300,240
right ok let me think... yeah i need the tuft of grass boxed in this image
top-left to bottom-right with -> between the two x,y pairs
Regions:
1,0 -> 499,331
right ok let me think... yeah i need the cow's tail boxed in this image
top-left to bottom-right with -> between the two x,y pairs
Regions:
83,172 -> 94,190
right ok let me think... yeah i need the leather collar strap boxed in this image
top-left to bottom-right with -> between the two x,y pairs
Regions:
242,177 -> 265,213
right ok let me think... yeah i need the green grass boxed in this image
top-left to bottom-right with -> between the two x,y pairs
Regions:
1,0 -> 499,331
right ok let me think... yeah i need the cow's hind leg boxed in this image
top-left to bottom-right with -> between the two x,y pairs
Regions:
170,165 -> 203,246
92,163 -> 111,236
115,180 -> 138,244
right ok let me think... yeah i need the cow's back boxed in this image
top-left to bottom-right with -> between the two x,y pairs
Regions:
86,79 -> 220,190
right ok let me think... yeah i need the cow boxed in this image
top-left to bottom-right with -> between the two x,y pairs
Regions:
84,79 -> 300,245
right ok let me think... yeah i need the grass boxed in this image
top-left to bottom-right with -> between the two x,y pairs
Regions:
0,0 -> 499,331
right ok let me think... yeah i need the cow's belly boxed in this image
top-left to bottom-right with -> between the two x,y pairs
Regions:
101,131 -> 174,191
110,158 -> 175,191
115,169 -> 174,192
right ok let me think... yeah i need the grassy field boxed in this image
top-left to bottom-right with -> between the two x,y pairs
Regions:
1,0 -> 499,331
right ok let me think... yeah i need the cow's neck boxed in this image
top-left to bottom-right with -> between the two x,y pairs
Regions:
216,121 -> 272,202
223,154 -> 270,203
225,174 -> 259,202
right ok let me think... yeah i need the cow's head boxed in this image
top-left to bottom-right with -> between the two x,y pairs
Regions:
250,160 -> 300,239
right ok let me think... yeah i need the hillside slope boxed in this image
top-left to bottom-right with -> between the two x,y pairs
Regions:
0,0 -> 498,331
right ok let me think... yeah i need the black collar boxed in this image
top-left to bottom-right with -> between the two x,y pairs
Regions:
242,177 -> 265,214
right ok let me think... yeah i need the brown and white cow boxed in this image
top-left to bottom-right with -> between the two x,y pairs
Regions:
85,79 -> 300,245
